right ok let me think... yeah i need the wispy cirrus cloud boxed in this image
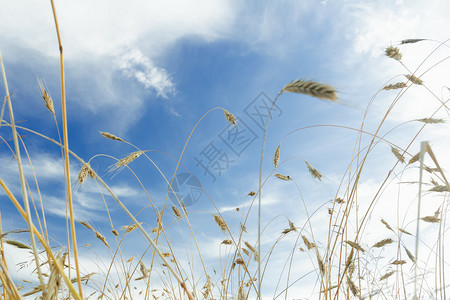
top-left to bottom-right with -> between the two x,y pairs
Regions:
115,48 -> 175,98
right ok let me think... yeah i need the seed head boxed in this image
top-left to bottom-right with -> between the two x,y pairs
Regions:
383,82 -> 406,90
37,78 -> 55,116
274,145 -> 280,168
213,214 -> 228,232
100,131 -> 124,142
305,160 -> 322,181
385,46 -> 402,60
223,109 -> 237,125
405,74 -> 423,85
282,79 -> 337,101
275,173 -> 291,181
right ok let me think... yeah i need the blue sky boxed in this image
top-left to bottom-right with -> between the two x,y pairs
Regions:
1,0 -> 450,299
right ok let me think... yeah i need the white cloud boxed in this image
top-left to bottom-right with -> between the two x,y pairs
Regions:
0,153 -> 140,221
0,0 -> 236,131
115,48 -> 175,98
0,1 -> 235,59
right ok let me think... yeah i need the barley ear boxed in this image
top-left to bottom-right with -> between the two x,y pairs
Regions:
273,145 -> 280,168
37,78 -> 55,116
385,46 -> 402,60
100,131 -> 125,142
223,109 -> 237,125
282,79 -> 337,101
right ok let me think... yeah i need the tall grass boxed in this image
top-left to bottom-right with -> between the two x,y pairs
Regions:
0,3 -> 449,299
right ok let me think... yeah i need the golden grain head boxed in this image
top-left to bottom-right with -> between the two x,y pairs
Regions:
385,46 -> 402,60
398,228 -> 412,236
274,145 -> 280,168
140,261 -> 148,277
383,82 -> 406,90
421,215 -> 441,223
275,173 -> 291,181
335,197 -> 345,204
223,109 -> 237,125
408,152 -> 420,165
45,251 -> 64,299
221,239 -> 233,245
381,219 -> 394,232
344,240 -> 365,252
372,238 -> 393,248
405,74 -> 423,85
113,151 -> 145,171
403,246 -> 416,263
112,229 -> 119,237
235,258 -> 245,265
282,227 -> 296,234
79,221 -> 94,230
282,79 -> 338,101
305,160 -> 322,181
213,214 -> 228,232
5,240 -> 31,249
379,270 -> 395,281
94,230 -> 110,249
288,219 -> 296,231
171,205 -> 182,218
77,163 -> 95,184
37,78 -> 55,116
391,259 -> 406,265
124,222 -> 143,233
347,276 -> 359,296
162,252 -> 171,257
416,118 -> 445,124
247,191 -> 256,196
100,131 -> 125,142
345,250 -> 354,269
390,146 -> 405,163
242,248 -> 250,256
244,241 -> 256,253
302,235 -> 316,250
